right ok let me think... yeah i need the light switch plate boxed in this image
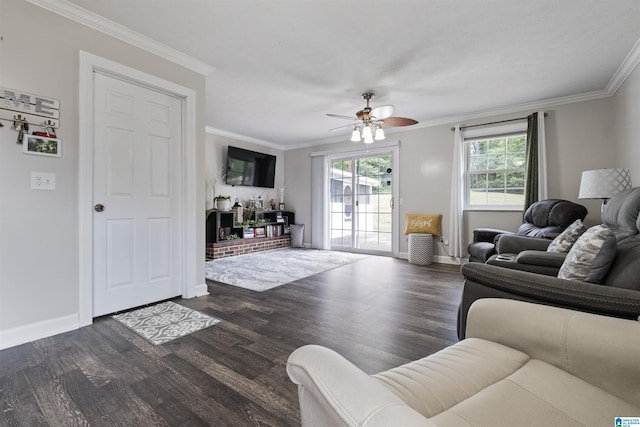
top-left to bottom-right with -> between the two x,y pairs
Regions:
31,172 -> 56,190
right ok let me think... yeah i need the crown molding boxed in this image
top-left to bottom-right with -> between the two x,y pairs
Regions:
415,89 -> 612,130
205,88 -> 614,151
606,37 -> 640,95
280,134 -> 353,151
205,126 -> 286,151
205,126 -> 348,151
207,86 -> 621,151
24,0 -> 214,76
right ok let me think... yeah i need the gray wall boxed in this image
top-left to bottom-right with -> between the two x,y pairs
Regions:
613,62 -> 640,185
0,1 -> 206,344
204,132 -> 285,210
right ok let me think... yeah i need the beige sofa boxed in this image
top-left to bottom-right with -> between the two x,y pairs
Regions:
287,299 -> 640,426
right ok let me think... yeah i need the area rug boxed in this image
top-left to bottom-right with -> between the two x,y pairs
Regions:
205,248 -> 368,292
112,301 -> 220,345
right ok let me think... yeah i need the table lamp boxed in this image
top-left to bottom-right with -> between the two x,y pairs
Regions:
578,168 -> 632,211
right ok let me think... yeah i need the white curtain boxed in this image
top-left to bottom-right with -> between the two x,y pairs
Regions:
449,125 -> 465,258
311,154 -> 329,249
537,111 -> 548,200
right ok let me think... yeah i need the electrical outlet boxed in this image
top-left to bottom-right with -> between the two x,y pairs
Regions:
444,239 -> 449,246
31,172 -> 56,190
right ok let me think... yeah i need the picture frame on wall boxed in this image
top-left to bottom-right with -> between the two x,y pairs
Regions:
23,135 -> 61,157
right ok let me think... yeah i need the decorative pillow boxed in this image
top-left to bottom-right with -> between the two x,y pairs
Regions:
404,214 -> 442,236
547,219 -> 587,253
557,225 -> 617,283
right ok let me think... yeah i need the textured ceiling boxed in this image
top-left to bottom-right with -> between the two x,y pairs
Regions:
61,0 -> 640,148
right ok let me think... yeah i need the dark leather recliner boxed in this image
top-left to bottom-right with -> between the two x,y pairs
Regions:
467,199 -> 588,263
458,187 -> 640,339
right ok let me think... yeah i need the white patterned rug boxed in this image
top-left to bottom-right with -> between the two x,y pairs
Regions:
205,248 -> 369,292
112,301 -> 220,345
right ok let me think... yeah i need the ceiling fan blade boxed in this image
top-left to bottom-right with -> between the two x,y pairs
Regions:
370,105 -> 395,119
382,117 -> 419,127
326,113 -> 357,120
329,123 -> 359,132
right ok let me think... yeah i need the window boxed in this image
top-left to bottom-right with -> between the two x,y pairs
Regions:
466,133 -> 526,209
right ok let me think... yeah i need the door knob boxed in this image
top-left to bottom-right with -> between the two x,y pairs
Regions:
94,204 -> 105,212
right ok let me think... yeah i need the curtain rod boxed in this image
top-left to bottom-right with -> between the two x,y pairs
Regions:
450,112 -> 547,131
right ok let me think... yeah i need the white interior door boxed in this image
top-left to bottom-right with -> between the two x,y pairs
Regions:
92,73 -> 182,316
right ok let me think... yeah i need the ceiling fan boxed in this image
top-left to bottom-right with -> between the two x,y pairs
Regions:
327,92 -> 418,143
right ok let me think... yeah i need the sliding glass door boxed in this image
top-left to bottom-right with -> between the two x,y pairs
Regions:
329,151 -> 396,255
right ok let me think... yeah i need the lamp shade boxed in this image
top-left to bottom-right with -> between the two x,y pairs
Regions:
578,168 -> 632,199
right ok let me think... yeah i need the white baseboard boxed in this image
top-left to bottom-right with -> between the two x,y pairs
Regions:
194,283 -> 209,297
397,251 -> 465,265
0,314 -> 79,350
1,283 -> 210,350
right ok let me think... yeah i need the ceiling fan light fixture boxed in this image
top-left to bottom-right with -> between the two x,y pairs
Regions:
327,92 -> 418,144
362,124 -> 373,139
350,128 -> 361,142
362,125 -> 374,143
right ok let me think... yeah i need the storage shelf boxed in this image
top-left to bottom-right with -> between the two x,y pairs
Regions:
206,210 -> 295,244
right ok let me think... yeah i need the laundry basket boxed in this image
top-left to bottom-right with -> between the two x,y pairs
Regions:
408,233 -> 433,265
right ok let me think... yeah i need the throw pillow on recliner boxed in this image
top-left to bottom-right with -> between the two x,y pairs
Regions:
547,219 -> 587,253
557,224 -> 617,283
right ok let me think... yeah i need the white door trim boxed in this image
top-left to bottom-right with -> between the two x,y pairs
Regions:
78,51 -> 201,326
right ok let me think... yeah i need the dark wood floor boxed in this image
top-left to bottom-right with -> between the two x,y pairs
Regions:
0,255 -> 464,426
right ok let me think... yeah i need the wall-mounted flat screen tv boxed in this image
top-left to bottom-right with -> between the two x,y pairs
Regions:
225,145 -> 276,188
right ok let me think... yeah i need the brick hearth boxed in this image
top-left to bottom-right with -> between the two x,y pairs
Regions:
206,235 -> 291,260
